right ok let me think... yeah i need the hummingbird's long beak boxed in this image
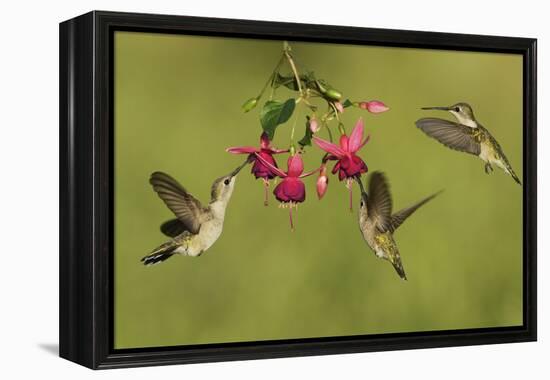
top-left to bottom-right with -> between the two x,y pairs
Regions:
229,158 -> 251,177
355,176 -> 368,199
421,106 -> 451,111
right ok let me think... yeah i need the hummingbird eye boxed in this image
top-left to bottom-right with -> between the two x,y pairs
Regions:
454,107 -> 460,112
223,179 -> 230,185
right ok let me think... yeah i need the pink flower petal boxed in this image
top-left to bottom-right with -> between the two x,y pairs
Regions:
331,161 -> 341,175
313,136 -> 346,157
268,148 -> 290,154
274,177 -> 305,203
334,102 -> 344,113
339,135 -> 349,152
338,154 -> 368,179
348,118 -> 364,152
254,152 -> 287,178
226,146 -> 258,154
273,181 -> 290,202
299,166 -> 321,178
338,168 -> 346,181
287,154 -> 304,177
251,152 -> 278,179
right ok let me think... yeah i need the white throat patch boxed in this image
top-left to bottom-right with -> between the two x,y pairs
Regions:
451,111 -> 477,128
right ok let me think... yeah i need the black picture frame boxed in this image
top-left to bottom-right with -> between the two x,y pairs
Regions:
59,10 -> 537,369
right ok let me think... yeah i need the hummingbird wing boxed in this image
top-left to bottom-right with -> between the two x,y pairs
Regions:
388,191 -> 442,233
415,118 -> 481,155
149,172 -> 209,235
160,218 -> 188,238
367,172 -> 393,232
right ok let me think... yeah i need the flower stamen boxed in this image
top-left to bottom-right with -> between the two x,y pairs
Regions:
262,178 -> 270,206
286,201 -> 297,231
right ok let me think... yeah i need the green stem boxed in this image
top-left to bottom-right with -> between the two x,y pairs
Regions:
326,125 -> 334,142
290,105 -> 301,145
328,103 -> 346,135
337,122 -> 346,135
284,49 -> 304,97
329,102 -> 340,122
257,55 -> 285,100
301,98 -> 317,112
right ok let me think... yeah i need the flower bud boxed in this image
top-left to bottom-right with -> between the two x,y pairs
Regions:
359,100 -> 389,113
242,97 -> 258,113
317,165 -> 329,199
334,101 -> 344,114
309,117 -> 320,133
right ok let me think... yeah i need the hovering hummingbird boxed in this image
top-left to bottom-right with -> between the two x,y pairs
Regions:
357,172 -> 440,280
416,102 -> 521,185
141,160 -> 249,265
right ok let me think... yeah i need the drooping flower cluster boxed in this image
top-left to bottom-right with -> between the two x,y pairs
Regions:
225,41 -> 389,229
226,114 -> 383,228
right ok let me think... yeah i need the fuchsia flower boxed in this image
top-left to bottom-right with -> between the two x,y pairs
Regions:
359,100 -> 389,113
313,118 -> 370,181
313,118 -> 370,211
227,132 -> 286,179
254,153 -> 319,231
227,132 -> 287,205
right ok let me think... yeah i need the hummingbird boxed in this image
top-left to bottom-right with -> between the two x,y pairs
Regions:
141,160 -> 249,265
416,102 -> 521,185
357,172 -> 440,280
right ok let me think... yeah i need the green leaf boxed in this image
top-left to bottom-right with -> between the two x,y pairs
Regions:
260,99 -> 296,139
300,71 -> 317,89
272,71 -> 318,92
298,117 -> 314,147
342,99 -> 353,108
273,73 -> 299,91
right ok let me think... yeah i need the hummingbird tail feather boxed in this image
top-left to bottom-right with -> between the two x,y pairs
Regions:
386,246 -> 407,281
141,243 -> 178,266
498,152 -> 521,185
507,166 -> 522,185
391,258 -> 407,281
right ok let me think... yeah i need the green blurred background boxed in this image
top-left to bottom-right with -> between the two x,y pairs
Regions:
114,32 -> 523,349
